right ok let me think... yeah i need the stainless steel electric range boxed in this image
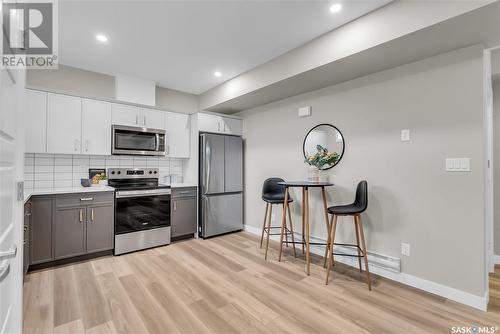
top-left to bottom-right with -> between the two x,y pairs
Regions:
108,168 -> 171,255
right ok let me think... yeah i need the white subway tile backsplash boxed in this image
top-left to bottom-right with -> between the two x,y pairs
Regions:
55,180 -> 73,188
25,153 -> 184,189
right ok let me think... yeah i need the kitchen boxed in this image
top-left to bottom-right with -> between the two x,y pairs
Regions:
2,1 -> 500,333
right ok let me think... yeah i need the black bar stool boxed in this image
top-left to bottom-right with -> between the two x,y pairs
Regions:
325,181 -> 371,290
260,178 -> 296,260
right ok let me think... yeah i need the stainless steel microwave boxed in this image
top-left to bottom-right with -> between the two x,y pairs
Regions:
112,125 -> 166,156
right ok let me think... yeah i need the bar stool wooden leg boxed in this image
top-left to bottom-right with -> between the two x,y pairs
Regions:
260,203 -> 269,249
354,216 -> 363,272
264,204 -> 273,260
321,187 -> 330,268
284,204 -> 289,248
287,204 -> 297,258
305,187 -> 311,275
278,188 -> 289,262
356,214 -> 372,290
301,188 -> 305,255
325,214 -> 338,285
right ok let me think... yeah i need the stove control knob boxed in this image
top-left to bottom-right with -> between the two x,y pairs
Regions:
117,171 -> 121,175
149,171 -> 152,174
111,171 -> 115,175
154,171 -> 157,174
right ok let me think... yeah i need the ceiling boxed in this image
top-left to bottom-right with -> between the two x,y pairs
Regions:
58,0 -> 391,94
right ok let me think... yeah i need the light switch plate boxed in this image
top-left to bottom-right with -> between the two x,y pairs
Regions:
401,243 -> 410,256
401,129 -> 410,142
446,158 -> 471,172
298,106 -> 312,117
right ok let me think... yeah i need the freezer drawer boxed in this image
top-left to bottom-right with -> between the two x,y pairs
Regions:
201,193 -> 243,238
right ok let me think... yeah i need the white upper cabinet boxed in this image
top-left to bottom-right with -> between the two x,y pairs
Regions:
223,117 -> 243,135
198,113 -> 242,136
165,112 -> 190,158
141,108 -> 165,129
82,99 -> 112,155
111,104 -> 141,127
47,93 -> 82,154
25,90 -> 47,153
198,113 -> 223,133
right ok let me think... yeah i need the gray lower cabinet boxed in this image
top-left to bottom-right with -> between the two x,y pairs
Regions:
86,205 -> 114,253
30,192 -> 114,265
171,187 -> 197,239
30,196 -> 53,265
54,207 -> 86,260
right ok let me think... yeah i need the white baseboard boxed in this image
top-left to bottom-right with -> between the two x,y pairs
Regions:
494,255 -> 500,265
243,224 -> 487,311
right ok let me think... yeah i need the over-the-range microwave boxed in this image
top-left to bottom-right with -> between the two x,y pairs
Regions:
112,125 -> 166,156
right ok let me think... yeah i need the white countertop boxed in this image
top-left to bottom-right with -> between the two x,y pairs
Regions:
167,183 -> 197,188
24,183 -> 197,203
24,186 -> 115,203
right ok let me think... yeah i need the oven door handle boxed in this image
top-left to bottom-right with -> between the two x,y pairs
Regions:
116,190 -> 171,198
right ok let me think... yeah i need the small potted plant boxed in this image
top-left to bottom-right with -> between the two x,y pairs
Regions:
92,173 -> 107,186
304,145 -> 340,181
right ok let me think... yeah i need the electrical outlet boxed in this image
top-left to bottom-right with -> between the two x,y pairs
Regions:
401,243 -> 410,256
401,129 -> 410,142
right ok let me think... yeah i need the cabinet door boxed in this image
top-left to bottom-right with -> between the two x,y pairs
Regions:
112,104 -> 140,127
86,205 -> 114,253
82,99 -> 112,155
165,112 -> 190,158
223,117 -> 242,136
171,198 -> 197,238
54,207 -> 86,259
47,93 -> 82,154
25,90 -> 47,153
198,113 -> 223,133
30,196 -> 53,264
141,108 -> 165,129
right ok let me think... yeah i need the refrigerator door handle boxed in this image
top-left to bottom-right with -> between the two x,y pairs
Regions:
202,135 -> 211,194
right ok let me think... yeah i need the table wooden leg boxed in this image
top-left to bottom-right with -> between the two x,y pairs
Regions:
301,188 -> 305,255
305,187 -> 311,275
321,187 -> 330,268
278,188 -> 289,262
287,204 -> 297,258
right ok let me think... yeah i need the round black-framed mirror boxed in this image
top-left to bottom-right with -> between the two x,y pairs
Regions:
303,124 -> 345,170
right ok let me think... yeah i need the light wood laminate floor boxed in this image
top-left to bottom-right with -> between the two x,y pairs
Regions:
24,232 -> 500,334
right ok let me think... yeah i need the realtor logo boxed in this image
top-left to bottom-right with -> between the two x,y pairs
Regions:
1,0 -> 58,68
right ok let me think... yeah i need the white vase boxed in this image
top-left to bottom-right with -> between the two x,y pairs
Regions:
307,166 -> 320,182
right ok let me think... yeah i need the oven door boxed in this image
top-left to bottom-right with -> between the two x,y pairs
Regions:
112,125 -> 166,156
115,190 -> 171,235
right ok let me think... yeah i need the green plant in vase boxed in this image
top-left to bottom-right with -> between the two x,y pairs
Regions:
305,145 -> 340,170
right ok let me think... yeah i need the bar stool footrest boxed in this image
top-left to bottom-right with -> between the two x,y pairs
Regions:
331,242 -> 365,258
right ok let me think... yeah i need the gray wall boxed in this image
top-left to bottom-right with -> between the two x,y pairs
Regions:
26,65 -> 199,114
494,80 -> 500,255
238,46 -> 485,297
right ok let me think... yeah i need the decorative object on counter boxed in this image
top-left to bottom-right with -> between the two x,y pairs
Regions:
89,169 -> 106,184
303,124 -> 345,172
80,179 -> 91,187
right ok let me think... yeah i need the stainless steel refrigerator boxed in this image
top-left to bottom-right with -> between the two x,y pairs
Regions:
199,133 -> 243,238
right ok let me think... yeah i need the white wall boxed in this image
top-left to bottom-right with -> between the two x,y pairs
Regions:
238,46 -> 485,297
26,65 -> 199,114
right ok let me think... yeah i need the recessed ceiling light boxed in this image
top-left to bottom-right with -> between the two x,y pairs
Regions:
329,3 -> 342,13
96,34 -> 108,43
214,71 -> 222,77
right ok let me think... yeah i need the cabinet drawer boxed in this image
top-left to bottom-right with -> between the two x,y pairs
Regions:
56,192 -> 114,208
172,187 -> 197,199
